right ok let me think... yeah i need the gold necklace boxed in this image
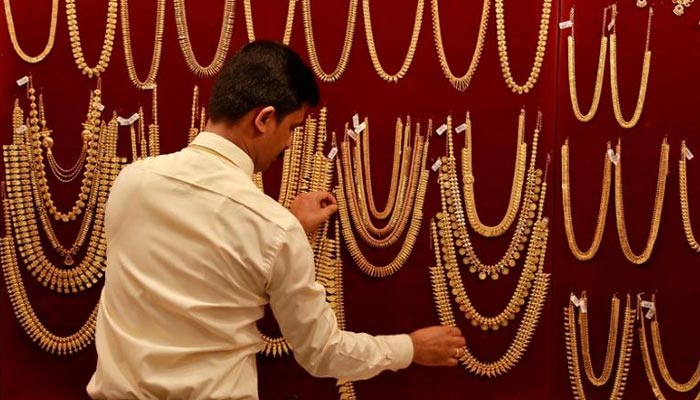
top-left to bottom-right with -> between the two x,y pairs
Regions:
494,0 -> 552,94
614,137 -> 669,264
173,0 -> 236,78
243,0 -> 296,44
567,5 -> 609,122
430,0 -> 489,91
561,139 -> 612,261
609,5 -> 653,129
3,0 -> 58,63
578,292 -> 620,387
301,0 -> 358,82
120,0 -> 165,89
148,86 -> 161,156
363,0 -> 424,82
680,141 -> 700,252
65,0 -> 118,78
564,293 -> 636,400
188,85 -> 200,143
462,109 -> 527,237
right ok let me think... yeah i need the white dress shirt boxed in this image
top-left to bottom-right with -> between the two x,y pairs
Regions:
87,132 -> 413,400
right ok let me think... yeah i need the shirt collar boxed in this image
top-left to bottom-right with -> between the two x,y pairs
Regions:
190,131 -> 255,178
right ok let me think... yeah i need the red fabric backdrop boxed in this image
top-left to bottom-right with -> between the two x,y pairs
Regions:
0,0 -> 697,399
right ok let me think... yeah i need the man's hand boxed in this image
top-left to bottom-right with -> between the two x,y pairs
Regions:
409,326 -> 466,367
289,191 -> 338,233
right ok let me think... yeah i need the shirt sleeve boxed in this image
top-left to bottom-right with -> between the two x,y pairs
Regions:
265,216 -> 414,382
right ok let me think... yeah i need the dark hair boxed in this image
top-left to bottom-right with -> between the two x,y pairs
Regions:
208,41 -> 320,123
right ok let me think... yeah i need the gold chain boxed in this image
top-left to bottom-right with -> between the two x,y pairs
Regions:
430,0 -> 489,91
609,5 -> 653,129
3,0 -> 58,63
680,140 -> 700,252
614,137 -> 669,264
561,139 -> 612,261
148,86 -> 161,156
243,0 -> 296,44
188,85 -> 200,143
65,0 -> 118,78
578,292 -> 620,386
462,109 -> 527,237
301,0 -> 358,82
567,5 -> 609,122
494,0 -> 552,94
363,0 -> 424,82
173,0 -> 236,78
120,0 -> 165,89
38,93 -> 88,183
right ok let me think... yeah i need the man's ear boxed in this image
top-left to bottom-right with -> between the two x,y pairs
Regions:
254,106 -> 276,135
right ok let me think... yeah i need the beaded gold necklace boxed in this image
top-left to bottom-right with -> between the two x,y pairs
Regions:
65,0 -> 118,78
120,0 -> 165,89
679,141 -> 700,252
243,0 -> 296,44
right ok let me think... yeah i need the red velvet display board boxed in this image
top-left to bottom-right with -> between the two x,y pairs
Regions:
0,0 -> 698,399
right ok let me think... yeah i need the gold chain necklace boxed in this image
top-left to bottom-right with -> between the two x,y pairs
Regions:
243,0 -> 296,44
494,0 -> 552,94
301,0 -> 358,82
567,5 -> 609,122
462,109 -> 527,237
561,139 -> 612,261
38,93 -> 88,183
609,4 -> 653,129
65,0 -> 118,78
173,0 -> 236,78
564,293 -> 636,400
363,0 -> 423,82
188,85 -> 201,143
430,0 -> 489,91
148,86 -> 161,156
578,292 -> 621,387
680,140 -> 700,252
614,137 -> 669,264
3,0 -> 58,63
120,0 -> 165,89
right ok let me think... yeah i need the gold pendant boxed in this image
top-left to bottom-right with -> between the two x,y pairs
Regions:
63,254 -> 74,266
636,0 -> 647,7
674,4 -> 685,15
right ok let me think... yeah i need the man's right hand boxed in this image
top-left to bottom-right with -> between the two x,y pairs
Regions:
409,326 -> 466,367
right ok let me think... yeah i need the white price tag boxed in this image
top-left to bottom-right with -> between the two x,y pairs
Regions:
685,147 -> 695,160
354,121 -> 366,134
646,308 -> 656,319
455,123 -> 467,134
14,125 -> 27,134
559,20 -> 573,29
347,129 -> 357,141
570,293 -> 581,307
117,116 -> 130,126
607,18 -> 616,32
352,114 -> 360,128
128,113 -> 140,125
436,124 -> 447,136
580,299 -> 588,313
431,158 -> 443,172
641,300 -> 655,309
16,76 -> 29,87
607,149 -> 619,165
98,104 -> 105,112
327,147 -> 338,160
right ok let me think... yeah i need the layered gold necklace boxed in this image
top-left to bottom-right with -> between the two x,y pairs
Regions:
462,109 -> 527,237
363,0 -> 424,82
65,0 -> 118,78
173,0 -> 236,78
301,0 -> 358,82
3,0 -> 58,63
494,0 -> 552,94
679,141 -> 700,252
430,0 -> 489,91
120,0 -> 165,89
244,0 -> 296,44
609,4 -> 653,129
567,5 -> 609,122
614,138 -> 669,264
561,139 -> 612,261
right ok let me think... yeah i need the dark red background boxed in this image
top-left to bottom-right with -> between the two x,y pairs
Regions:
1,0 -> 698,399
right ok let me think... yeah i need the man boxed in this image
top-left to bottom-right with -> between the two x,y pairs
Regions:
87,41 -> 465,400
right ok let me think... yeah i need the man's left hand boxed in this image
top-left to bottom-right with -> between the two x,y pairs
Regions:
289,191 -> 338,233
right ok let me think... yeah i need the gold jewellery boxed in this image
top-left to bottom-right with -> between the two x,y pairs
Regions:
3,0 -> 58,63
120,0 -> 165,89
672,0 -> 694,16
494,0 -> 552,94
679,141 -> 700,252
609,4 -> 653,129
173,0 -> 235,78
363,0 -> 424,82
430,0 -> 489,91
462,109 -> 527,237
301,0 -> 358,82
567,5 -> 609,122
578,292 -> 621,386
188,85 -> 205,144
243,0 -> 296,44
65,0 -> 118,78
561,139 -> 612,261
614,138 -> 669,264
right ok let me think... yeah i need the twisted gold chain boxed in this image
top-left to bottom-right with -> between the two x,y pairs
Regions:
65,0 -> 118,78
120,0 -> 165,89
3,0 -> 58,63
680,140 -> 700,252
243,0 -> 296,44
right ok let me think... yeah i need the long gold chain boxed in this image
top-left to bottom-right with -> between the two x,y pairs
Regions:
65,0 -> 118,78
188,85 -> 200,143
148,86 -> 161,156
494,0 -> 552,94
567,5 -> 609,122
680,140 -> 700,252
38,93 -> 88,183
301,0 -> 358,82
609,5 -> 653,129
363,0 -> 423,82
614,138 -> 669,264
561,139 -> 612,261
244,0 -> 296,44
3,0 -> 58,63
578,292 -> 620,386
430,0 -> 489,91
120,0 -> 165,89
462,109 -> 527,237
173,0 -> 236,78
